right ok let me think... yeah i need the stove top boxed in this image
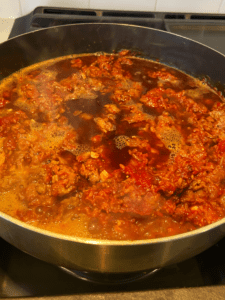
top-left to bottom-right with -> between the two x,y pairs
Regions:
2,7 -> 225,299
1,236 -> 225,299
9,6 -> 225,55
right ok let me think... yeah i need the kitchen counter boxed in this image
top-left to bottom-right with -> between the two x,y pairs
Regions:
0,18 -> 14,43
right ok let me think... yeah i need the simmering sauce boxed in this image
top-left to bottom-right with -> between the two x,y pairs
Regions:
0,50 -> 225,240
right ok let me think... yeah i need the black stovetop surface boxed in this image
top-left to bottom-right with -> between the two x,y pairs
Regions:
9,6 -> 225,55
1,236 -> 225,298
2,7 -> 225,299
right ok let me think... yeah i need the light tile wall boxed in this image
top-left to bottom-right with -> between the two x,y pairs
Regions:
219,0 -> 225,13
0,0 -> 21,18
89,0 -> 156,11
19,0 -> 89,16
156,0 -> 223,13
1,0 -> 225,18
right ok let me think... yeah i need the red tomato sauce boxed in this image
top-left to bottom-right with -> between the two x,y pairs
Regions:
0,52 -> 224,240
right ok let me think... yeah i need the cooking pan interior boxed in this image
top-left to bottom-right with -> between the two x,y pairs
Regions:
1,23 -> 225,273
1,23 -> 225,89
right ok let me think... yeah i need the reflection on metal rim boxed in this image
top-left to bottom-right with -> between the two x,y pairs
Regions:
59,266 -> 161,284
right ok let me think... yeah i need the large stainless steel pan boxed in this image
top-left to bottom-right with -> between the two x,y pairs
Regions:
1,23 -> 225,274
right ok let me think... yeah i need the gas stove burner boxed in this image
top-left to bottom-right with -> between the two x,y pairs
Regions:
59,267 -> 161,284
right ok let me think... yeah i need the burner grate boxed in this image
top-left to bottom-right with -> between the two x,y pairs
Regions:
59,267 -> 161,285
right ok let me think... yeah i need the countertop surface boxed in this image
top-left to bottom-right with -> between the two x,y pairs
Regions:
0,18 -> 15,43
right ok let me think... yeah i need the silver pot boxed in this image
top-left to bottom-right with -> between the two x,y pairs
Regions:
1,23 -> 225,274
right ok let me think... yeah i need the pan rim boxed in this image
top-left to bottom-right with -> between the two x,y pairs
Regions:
4,22 -> 225,60
1,209 -> 224,246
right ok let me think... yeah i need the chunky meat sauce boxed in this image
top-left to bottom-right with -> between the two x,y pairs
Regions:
0,51 -> 225,240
